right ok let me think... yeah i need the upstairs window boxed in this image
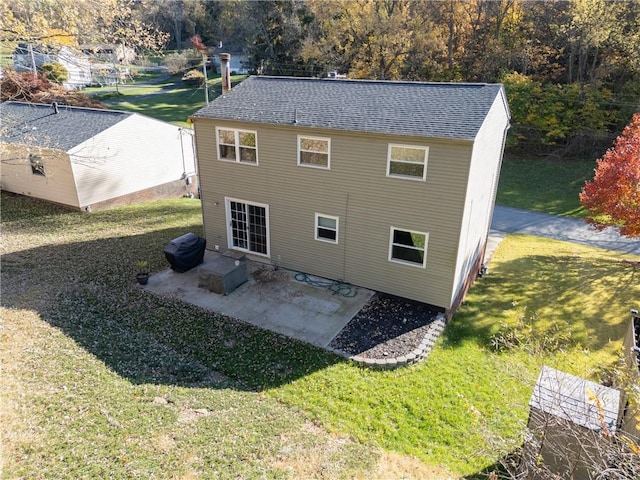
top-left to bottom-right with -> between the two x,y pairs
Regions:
387,144 -> 428,180
298,136 -> 330,169
389,227 -> 428,268
315,214 -> 338,243
217,127 -> 258,164
30,154 -> 45,176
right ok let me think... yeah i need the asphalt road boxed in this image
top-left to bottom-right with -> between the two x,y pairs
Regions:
489,205 -> 640,256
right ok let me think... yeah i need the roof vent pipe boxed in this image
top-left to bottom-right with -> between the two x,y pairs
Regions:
219,53 -> 231,95
52,102 -> 59,114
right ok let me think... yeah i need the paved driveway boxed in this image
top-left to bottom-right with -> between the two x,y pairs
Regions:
491,206 -> 639,256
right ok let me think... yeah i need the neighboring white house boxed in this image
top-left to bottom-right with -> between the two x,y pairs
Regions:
212,54 -> 248,75
13,44 -> 92,89
0,102 -> 197,211
79,43 -> 136,64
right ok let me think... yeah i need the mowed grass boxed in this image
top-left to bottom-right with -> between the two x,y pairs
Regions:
83,69 -> 167,94
271,235 -> 640,473
2,192 -> 638,477
497,154 -> 597,217
96,75 -> 247,127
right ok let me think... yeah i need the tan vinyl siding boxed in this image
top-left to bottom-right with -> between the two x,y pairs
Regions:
71,115 -> 195,208
451,92 -> 510,306
0,144 -> 80,207
195,118 -> 475,308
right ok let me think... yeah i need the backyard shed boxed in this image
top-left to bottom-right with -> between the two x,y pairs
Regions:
0,101 -> 197,211
621,310 -> 640,437
527,366 -> 623,479
190,76 -> 510,313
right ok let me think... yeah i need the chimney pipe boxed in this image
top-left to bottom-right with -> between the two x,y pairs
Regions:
219,53 -> 231,95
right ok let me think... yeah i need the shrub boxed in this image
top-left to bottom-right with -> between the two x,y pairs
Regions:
181,69 -> 205,87
163,51 -> 191,75
39,62 -> 68,84
0,68 -> 104,108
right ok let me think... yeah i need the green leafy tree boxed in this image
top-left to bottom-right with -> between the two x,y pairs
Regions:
503,72 -> 621,153
244,0 -> 314,76
558,0 -> 640,86
304,0 -> 430,80
38,62 -> 68,84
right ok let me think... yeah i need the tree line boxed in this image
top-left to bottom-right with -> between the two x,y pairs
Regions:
2,0 -> 639,154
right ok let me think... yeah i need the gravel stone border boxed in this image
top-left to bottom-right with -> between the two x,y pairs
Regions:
328,315 -> 447,370
327,292 -> 448,370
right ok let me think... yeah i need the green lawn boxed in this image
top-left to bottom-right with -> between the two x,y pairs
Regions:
94,75 -> 247,127
2,192 -> 638,478
83,69 -> 167,94
497,154 -> 597,217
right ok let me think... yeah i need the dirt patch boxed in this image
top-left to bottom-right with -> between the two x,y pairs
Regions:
271,420 -> 458,480
178,407 -> 213,423
370,451 -> 459,480
251,265 -> 289,283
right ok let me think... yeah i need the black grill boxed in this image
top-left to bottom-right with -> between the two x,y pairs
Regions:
164,232 -> 206,273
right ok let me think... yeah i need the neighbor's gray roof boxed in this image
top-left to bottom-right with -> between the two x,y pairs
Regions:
0,101 -> 131,151
529,366 -> 620,433
193,76 -> 507,141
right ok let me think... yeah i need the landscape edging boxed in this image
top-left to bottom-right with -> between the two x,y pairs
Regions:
328,313 -> 448,370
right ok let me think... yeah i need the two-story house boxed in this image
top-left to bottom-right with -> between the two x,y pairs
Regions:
191,76 -> 510,315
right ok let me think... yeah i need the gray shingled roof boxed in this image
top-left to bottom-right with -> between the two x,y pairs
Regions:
0,101 -> 131,151
193,76 -> 506,141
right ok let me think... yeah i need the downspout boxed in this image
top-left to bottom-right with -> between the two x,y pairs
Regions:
178,127 -> 197,179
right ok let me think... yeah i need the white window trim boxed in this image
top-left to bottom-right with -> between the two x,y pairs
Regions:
388,226 -> 428,268
386,144 -> 428,181
224,197 -> 270,258
297,135 -> 331,169
216,127 -> 259,165
314,213 -> 339,244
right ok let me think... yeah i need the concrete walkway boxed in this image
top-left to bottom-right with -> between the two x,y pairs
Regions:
489,205 -> 640,257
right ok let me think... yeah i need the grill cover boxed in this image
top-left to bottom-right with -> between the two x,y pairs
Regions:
164,232 -> 206,273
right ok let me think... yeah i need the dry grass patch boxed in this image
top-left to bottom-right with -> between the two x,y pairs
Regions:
1,192 -> 446,479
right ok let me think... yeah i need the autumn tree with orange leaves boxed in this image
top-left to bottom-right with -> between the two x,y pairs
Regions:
580,113 -> 640,238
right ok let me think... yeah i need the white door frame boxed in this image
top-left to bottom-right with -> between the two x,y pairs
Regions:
224,197 -> 270,258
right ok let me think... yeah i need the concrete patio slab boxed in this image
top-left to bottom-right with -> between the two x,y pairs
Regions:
143,251 -> 375,348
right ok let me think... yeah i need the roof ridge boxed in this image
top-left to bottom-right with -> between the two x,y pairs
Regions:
250,75 -> 500,88
2,101 -> 130,116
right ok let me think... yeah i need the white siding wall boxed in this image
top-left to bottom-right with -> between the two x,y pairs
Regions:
451,89 -> 510,305
0,144 -> 80,207
195,118 -> 475,309
70,115 -> 196,207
